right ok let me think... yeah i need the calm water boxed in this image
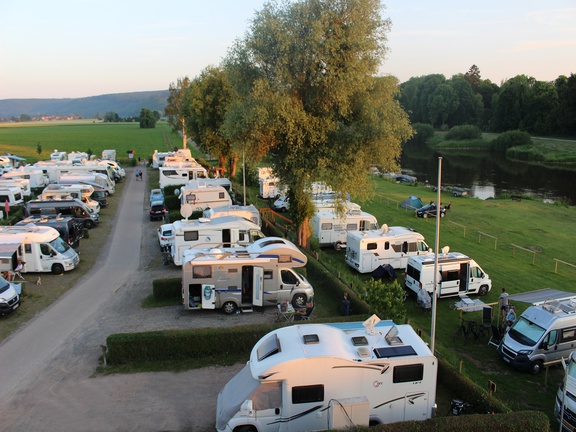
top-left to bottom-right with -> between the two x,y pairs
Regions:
400,145 -> 576,204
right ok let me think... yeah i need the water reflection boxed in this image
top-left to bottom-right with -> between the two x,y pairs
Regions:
400,145 -> 576,204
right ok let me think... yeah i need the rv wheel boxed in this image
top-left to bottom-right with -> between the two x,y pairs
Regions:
237,426 -> 257,432
478,285 -> 489,296
529,360 -> 543,375
292,294 -> 306,309
222,301 -> 237,315
334,242 -> 342,251
84,220 -> 95,229
51,264 -> 64,275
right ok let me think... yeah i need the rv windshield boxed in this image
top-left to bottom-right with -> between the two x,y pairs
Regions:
508,316 -> 546,346
250,230 -> 265,243
0,277 -> 10,293
49,236 -> 71,254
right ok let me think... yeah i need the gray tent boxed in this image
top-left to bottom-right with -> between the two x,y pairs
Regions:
400,196 -> 423,210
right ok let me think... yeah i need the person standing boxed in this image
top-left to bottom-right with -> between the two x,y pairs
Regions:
499,288 -> 509,321
341,292 -> 350,316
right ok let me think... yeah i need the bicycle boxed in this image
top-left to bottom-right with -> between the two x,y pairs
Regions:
452,319 -> 480,343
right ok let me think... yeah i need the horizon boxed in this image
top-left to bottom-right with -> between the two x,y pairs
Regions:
2,0 -> 575,99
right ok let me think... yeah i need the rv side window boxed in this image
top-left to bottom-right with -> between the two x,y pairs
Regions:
239,232 -> 246,242
278,255 -> 292,264
281,270 -> 298,284
25,244 -> 32,254
383,242 -> 389,251
292,385 -> 324,404
321,223 -> 332,230
367,243 -> 377,251
391,244 -> 402,253
218,192 -> 225,199
192,265 -> 212,279
393,364 -> 424,383
418,241 -> 429,252
346,223 -> 358,231
163,170 -> 177,176
264,270 -> 273,280
184,231 -> 199,241
471,267 -> 483,278
185,194 -> 196,203
407,243 -> 418,253
0,195 -> 7,202
442,270 -> 459,282
252,382 -> 282,410
561,328 -> 576,343
406,265 -> 421,281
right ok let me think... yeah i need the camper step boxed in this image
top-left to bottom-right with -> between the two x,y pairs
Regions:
240,307 -> 253,313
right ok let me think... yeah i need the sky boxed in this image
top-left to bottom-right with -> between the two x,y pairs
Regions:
1,0 -> 575,99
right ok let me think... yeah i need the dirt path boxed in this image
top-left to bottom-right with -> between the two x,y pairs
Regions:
0,166 -> 273,432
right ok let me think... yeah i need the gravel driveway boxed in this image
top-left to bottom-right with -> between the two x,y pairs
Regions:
0,167 -> 273,432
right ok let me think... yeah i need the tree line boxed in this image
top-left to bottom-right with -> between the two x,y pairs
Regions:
399,65 -> 576,136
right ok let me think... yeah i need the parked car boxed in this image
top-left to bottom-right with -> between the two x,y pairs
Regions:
150,201 -> 168,221
415,202 -> 449,218
396,174 -> 417,183
150,188 -> 164,205
157,223 -> 174,251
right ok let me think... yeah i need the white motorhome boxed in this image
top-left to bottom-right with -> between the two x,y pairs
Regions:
259,177 -> 286,199
0,179 -> 31,197
345,226 -> 431,273
159,164 -> 208,189
170,216 -> 265,266
404,251 -> 492,298
555,350 -> 576,430
216,318 -> 438,432
59,173 -> 115,195
203,204 -> 261,227
0,224 -> 80,275
101,149 -> 117,161
499,297 -> 576,375
1,166 -> 48,188
152,150 -> 174,168
179,180 -> 232,211
50,164 -> 116,186
50,150 -> 67,161
311,209 -> 378,250
0,186 -> 24,206
182,237 -> 313,314
41,184 -> 100,215
99,160 -> 126,179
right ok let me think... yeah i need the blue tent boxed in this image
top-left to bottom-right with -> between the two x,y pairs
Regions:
400,196 -> 423,209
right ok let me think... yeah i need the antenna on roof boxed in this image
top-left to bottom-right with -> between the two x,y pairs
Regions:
441,246 -> 450,256
363,314 -> 381,335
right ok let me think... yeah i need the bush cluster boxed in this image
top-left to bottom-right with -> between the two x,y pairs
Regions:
445,125 -> 483,141
491,130 -> 532,153
408,123 -> 435,146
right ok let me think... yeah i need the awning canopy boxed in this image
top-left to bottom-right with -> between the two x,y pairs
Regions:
0,242 -> 21,258
508,288 -> 576,305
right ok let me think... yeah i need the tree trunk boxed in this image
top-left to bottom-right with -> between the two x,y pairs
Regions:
297,217 -> 311,249
218,155 -> 226,171
230,156 -> 239,178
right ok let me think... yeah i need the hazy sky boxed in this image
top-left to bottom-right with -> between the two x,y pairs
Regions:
1,0 -> 575,99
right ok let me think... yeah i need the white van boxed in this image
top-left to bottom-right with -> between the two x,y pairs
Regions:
404,251 -> 491,298
216,319 -> 437,432
345,226 -> 431,273
0,275 -> 21,315
499,297 -> 576,375
311,209 -> 378,250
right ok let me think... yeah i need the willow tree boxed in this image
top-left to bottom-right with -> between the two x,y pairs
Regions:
166,76 -> 191,149
223,0 -> 412,245
184,66 -> 238,176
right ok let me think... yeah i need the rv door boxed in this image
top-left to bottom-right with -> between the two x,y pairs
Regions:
202,284 -> 216,309
252,267 -> 264,307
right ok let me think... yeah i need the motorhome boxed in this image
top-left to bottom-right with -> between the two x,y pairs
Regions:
56,180 -> 108,206
67,151 -> 90,164
162,148 -> 194,165
345,226 -> 431,273
1,166 -> 48,188
101,149 -> 117,161
99,160 -> 126,179
50,150 -> 67,161
0,186 -> 24,206
311,209 -> 378,250
0,179 -> 31,197
26,198 -> 100,229
554,350 -> 576,430
40,184 -> 100,215
216,318 -> 438,432
152,150 -> 175,168
179,180 -> 232,211
182,237 -> 314,314
259,177 -> 286,199
159,164 -> 208,189
404,251 -> 492,298
0,276 -> 20,316
499,297 -> 576,375
58,173 -> 115,195
50,164 -> 116,185
0,224 -> 80,275
203,204 -> 261,227
170,216 -> 265,266
16,215 -> 84,249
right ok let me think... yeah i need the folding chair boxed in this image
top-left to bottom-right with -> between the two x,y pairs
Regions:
488,325 -> 502,347
294,305 -> 315,321
480,306 -> 492,335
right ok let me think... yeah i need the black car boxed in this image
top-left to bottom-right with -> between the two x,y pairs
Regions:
415,202 -> 449,218
150,201 -> 168,221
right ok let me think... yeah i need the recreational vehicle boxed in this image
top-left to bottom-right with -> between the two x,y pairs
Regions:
216,319 -> 438,432
182,237 -> 313,314
152,150 -> 174,168
499,297 -> 576,375
203,204 -> 261,227
16,215 -> 84,249
0,276 -> 21,316
56,180 -> 108,206
179,180 -> 232,211
311,209 -> 378,250
58,173 -> 115,195
101,149 -> 116,161
404,251 -> 491,298
0,186 -> 24,206
26,198 -> 100,229
50,150 -> 67,161
554,350 -> 576,430
40,185 -> 100,215
345,226 -> 431,273
0,224 -> 80,275
170,216 -> 265,266
50,164 -> 116,185
0,179 -> 31,197
1,166 -> 48,188
159,164 -> 208,189
259,177 -> 286,199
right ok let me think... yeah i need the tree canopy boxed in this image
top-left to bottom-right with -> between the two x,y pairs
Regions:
139,108 -> 156,129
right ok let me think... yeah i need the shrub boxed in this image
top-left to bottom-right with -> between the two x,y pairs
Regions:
152,278 -> 181,301
408,123 -> 435,146
358,279 -> 406,323
491,130 -> 532,153
445,125 -> 482,141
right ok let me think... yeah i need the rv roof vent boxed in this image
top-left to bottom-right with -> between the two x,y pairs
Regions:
385,326 -> 403,346
357,347 -> 370,357
198,217 -> 211,223
352,336 -> 368,346
303,334 -> 319,344
24,223 -> 40,232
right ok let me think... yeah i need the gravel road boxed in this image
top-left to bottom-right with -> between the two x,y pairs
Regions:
0,167 -> 273,432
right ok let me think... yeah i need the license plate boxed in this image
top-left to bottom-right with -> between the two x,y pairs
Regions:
12,303 -> 19,310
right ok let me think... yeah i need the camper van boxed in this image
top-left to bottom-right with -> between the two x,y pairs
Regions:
179,180 -> 232,212
554,350 -> 576,430
259,177 -> 286,199
404,251 -> 492,298
58,173 -> 115,195
50,164 -> 116,185
1,167 -> 48,188
170,216 -> 265,266
311,209 -> 378,250
0,186 -> 24,206
41,184 -> 100,214
203,204 -> 261,227
182,237 -> 314,314
159,164 -> 208,189
345,226 -> 431,273
216,319 -> 438,432
101,149 -> 117,161
499,297 -> 576,375
0,276 -> 21,316
16,215 -> 84,249
0,224 -> 80,275
0,179 -> 31,197
26,198 -> 100,229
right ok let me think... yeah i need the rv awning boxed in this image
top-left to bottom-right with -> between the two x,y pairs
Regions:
508,288 -> 576,305
0,242 -> 21,258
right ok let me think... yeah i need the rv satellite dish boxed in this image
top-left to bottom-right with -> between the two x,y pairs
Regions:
381,224 -> 388,235
173,188 -> 180,196
180,204 -> 193,219
362,314 -> 381,335
442,246 -> 450,255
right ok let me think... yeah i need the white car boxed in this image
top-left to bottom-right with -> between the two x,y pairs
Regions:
157,224 -> 174,251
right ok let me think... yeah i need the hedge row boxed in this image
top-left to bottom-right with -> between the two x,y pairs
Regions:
152,277 -> 181,300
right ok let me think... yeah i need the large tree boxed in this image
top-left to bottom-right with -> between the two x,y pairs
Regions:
166,76 -> 191,148
223,0 -> 412,245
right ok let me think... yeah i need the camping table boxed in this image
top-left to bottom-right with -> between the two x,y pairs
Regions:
276,304 -> 295,322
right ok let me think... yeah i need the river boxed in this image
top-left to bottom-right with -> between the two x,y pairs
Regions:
400,144 -> 576,205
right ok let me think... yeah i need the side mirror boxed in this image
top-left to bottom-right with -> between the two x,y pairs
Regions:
541,341 -> 549,351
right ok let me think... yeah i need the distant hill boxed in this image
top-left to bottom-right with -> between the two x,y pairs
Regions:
0,90 -> 170,119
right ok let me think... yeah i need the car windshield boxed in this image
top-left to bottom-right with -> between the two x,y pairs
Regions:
508,316 -> 546,347
0,277 -> 9,294
49,236 -> 71,254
